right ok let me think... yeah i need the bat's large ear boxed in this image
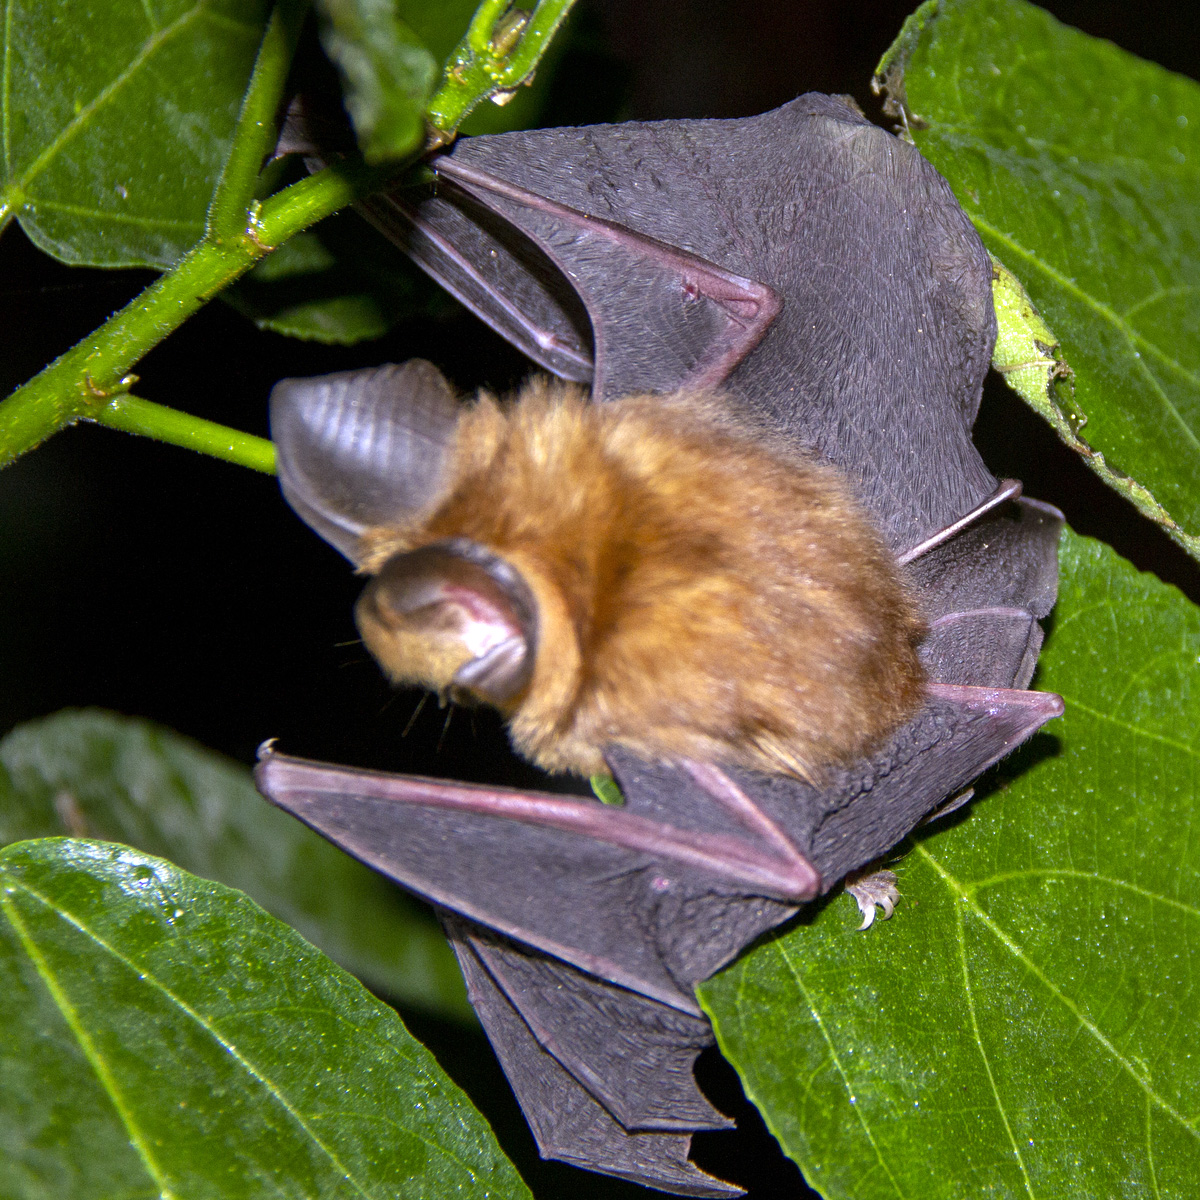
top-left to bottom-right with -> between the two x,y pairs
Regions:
358,539 -> 538,706
269,361 -> 460,563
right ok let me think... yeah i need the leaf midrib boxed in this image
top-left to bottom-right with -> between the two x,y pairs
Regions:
0,886 -> 178,1198
915,843 -> 1200,1141
0,873 -> 375,1196
0,0 -> 261,220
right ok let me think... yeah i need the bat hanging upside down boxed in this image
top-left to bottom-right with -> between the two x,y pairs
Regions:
344,362 -> 927,783
259,93 -> 1064,1197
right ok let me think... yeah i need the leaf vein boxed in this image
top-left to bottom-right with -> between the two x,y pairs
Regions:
1061,695 -> 1200,760
0,887 -> 178,1198
968,868 -> 1200,920
952,887 -> 1036,1198
1121,284 -> 1199,322
1146,1091 -> 1162,1200
28,197 -> 204,232
917,846 -> 1200,1142
9,877 -> 378,1196
14,1 -> 227,198
11,874 -> 491,1189
774,938 -> 909,1200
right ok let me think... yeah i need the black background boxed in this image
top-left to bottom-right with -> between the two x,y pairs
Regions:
2,2 -> 1198,1196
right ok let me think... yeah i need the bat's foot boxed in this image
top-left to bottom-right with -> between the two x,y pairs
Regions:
845,868 -> 900,930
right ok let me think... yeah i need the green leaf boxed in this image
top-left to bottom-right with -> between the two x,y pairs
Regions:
876,0 -> 1200,560
0,0 -> 273,268
314,0 -> 439,163
0,838 -> 529,1199
0,710 -> 471,1020
225,210 -> 452,343
701,529 -> 1200,1198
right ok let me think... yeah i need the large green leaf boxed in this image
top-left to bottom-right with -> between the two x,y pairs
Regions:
0,0 -> 272,268
314,0 -> 438,163
0,838 -> 529,1199
701,529 -> 1200,1198
876,0 -> 1200,559
0,710 -> 470,1020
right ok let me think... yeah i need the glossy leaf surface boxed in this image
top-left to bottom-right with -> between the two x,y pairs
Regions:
314,0 -> 438,163
0,0 -> 271,267
878,0 -> 1200,558
0,839 -> 528,1199
702,529 -> 1200,1198
0,710 -> 470,1019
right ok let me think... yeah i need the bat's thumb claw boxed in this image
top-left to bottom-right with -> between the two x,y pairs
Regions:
255,738 -> 279,762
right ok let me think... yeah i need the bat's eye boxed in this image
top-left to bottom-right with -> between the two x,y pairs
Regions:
357,539 -> 538,706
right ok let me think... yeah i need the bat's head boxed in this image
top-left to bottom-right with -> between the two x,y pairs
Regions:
269,360 -> 543,712
354,538 -> 538,708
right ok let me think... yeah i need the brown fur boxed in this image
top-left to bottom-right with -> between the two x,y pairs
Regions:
357,378 -> 927,779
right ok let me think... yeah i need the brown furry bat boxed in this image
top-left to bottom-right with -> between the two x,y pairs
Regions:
354,374 -> 927,781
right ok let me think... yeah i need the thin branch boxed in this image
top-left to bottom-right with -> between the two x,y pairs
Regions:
92,395 -> 277,474
206,0 -> 308,239
427,0 -> 577,131
0,0 -> 576,471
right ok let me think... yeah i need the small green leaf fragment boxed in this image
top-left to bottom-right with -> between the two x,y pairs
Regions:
871,0 -> 939,131
590,774 -> 625,806
990,253 -> 1084,434
226,212 -> 452,343
315,0 -> 439,163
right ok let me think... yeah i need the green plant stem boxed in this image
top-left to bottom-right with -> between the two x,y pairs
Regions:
207,0 -> 308,239
429,0 -> 577,130
93,396 -> 277,474
0,158 -> 393,470
0,0 -> 578,472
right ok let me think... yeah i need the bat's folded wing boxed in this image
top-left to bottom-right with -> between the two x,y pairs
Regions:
443,916 -> 740,1199
369,91 -> 998,550
255,747 -> 811,1015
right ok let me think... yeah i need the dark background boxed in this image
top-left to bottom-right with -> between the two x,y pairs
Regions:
2,2 -> 1197,1196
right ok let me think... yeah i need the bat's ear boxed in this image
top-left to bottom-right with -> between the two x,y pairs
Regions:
269,361 -> 461,562
357,539 -> 538,707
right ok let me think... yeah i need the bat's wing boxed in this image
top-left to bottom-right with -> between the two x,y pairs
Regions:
442,916 -> 736,1199
261,97 -> 1064,1193
366,92 -> 997,551
256,673 -> 1060,1196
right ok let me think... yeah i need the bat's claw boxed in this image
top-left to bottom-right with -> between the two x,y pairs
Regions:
845,868 -> 900,930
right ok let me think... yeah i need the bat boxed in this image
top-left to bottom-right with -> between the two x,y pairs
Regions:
341,371 -> 929,781
256,93 -> 1064,1197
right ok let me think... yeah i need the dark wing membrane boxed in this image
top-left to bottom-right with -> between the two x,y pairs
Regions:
254,749 -> 814,1015
444,917 -> 742,1199
379,93 -> 997,552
